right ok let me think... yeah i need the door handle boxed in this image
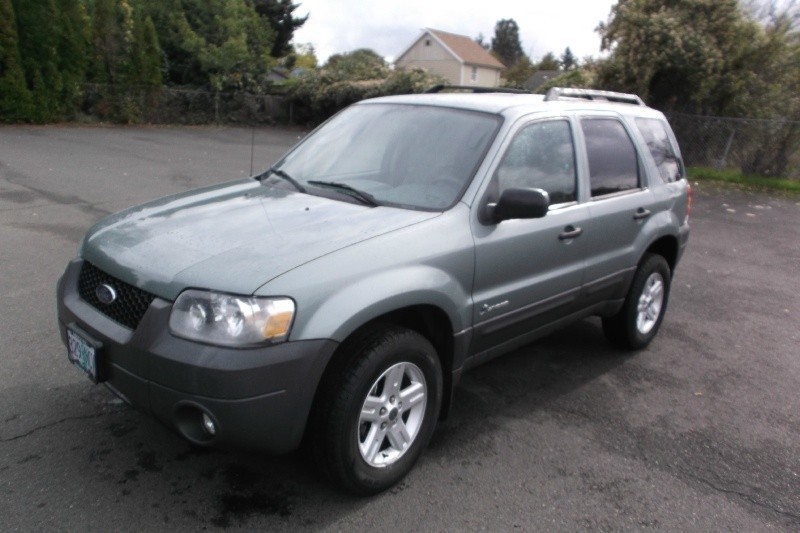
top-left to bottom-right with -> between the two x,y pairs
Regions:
558,225 -> 583,240
633,208 -> 651,220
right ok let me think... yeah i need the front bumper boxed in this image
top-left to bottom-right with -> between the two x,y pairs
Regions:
56,259 -> 338,453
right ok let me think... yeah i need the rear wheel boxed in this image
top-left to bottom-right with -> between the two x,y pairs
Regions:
313,325 -> 442,495
603,253 -> 671,350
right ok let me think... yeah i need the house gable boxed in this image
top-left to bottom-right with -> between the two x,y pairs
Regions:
395,28 -> 504,87
396,29 -> 505,70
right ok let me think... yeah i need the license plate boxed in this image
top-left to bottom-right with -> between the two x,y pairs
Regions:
67,328 -> 101,383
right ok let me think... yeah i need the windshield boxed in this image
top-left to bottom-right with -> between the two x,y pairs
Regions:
272,103 -> 501,210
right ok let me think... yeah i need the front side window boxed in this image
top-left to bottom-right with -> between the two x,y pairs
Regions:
635,118 -> 683,183
494,120 -> 577,205
581,118 -> 639,197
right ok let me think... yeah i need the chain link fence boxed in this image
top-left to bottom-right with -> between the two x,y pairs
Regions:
81,84 -> 292,125
78,86 -> 800,179
666,112 -> 800,179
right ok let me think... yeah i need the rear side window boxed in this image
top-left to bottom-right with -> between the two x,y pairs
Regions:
495,119 -> 577,205
581,118 -> 639,197
635,118 -> 683,183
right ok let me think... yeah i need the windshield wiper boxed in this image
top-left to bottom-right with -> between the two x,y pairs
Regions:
256,167 -> 306,193
306,180 -> 381,207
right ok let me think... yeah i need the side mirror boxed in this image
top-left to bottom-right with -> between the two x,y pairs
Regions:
486,188 -> 550,223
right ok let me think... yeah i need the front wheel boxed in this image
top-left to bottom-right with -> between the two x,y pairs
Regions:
603,253 -> 672,350
314,326 -> 442,495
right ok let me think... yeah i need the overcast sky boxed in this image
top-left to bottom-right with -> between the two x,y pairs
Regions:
293,0 -> 619,64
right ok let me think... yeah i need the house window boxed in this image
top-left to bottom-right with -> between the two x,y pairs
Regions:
425,39 -> 431,46
470,67 -> 478,82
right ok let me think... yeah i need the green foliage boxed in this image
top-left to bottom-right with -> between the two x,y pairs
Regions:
501,55 -> 535,88
688,167 -> 800,193
143,0 -> 276,91
250,0 -> 307,58
289,43 -> 317,70
86,0 -> 165,122
474,33 -> 490,50
138,16 -> 163,86
536,68 -> 597,94
560,47 -> 578,70
324,48 -> 386,81
597,0 -> 760,115
15,0 -> 63,121
0,0 -> 34,121
287,50 -> 444,124
2,0 -> 309,123
536,52 -> 560,71
491,19 -> 524,68
597,0 -> 800,176
10,0 -> 91,121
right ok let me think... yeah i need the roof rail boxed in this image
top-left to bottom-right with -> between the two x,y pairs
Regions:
544,87 -> 645,106
425,84 -> 529,94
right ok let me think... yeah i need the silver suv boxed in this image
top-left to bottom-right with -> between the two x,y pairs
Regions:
57,88 -> 690,494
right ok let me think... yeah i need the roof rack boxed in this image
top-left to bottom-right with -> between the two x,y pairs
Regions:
544,87 -> 645,106
425,84 -> 529,94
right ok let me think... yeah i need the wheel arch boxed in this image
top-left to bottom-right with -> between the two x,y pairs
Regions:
644,234 -> 679,273
305,304 -> 457,446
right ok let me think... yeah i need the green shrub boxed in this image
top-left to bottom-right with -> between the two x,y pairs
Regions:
286,67 -> 443,125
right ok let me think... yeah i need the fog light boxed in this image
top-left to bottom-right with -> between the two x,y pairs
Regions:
202,412 -> 217,436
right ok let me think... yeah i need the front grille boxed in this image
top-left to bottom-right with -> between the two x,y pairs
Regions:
78,262 -> 157,330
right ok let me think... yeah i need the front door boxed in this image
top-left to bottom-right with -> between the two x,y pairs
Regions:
470,118 -> 588,358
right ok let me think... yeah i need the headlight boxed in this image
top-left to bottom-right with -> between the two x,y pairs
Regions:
169,290 -> 295,346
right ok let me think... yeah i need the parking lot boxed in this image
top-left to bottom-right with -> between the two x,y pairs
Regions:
1,125 -> 798,531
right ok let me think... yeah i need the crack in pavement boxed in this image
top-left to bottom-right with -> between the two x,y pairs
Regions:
551,405 -> 800,527
0,162 -> 112,218
0,413 -> 108,443
681,468 -> 800,525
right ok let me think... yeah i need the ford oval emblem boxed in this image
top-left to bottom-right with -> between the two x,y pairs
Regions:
96,283 -> 117,305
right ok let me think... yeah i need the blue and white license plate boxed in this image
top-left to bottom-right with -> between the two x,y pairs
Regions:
66,328 -> 101,383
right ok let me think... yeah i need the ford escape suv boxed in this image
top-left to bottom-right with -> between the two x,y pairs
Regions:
57,87 -> 690,494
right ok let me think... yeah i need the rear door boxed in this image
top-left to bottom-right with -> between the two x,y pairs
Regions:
578,114 -> 659,306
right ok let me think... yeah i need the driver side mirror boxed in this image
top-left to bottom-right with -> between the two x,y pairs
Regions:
485,188 -> 550,223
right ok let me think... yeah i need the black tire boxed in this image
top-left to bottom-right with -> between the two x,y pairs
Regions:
602,253 -> 671,350
313,325 -> 442,495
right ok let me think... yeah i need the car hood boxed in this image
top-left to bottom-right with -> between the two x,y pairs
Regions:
82,179 -> 438,300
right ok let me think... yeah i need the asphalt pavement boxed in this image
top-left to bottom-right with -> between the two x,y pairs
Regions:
1,125 -> 798,531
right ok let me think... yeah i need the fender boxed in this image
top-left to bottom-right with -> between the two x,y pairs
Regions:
255,204 -> 477,343
294,264 -> 470,342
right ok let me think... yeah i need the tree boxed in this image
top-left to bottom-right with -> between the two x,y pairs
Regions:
0,0 -> 34,121
474,33 -> 490,50
250,0 -> 308,57
536,52 -> 560,71
597,0 -> 800,176
596,0 -> 761,115
324,48 -> 386,81
89,0 -> 123,85
288,60 -> 443,124
289,42 -> 317,70
194,0 -> 275,90
560,47 -> 577,70
140,0 -> 275,89
135,15 -> 163,87
501,55 -> 534,88
14,0 -> 91,121
491,19 -> 524,67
